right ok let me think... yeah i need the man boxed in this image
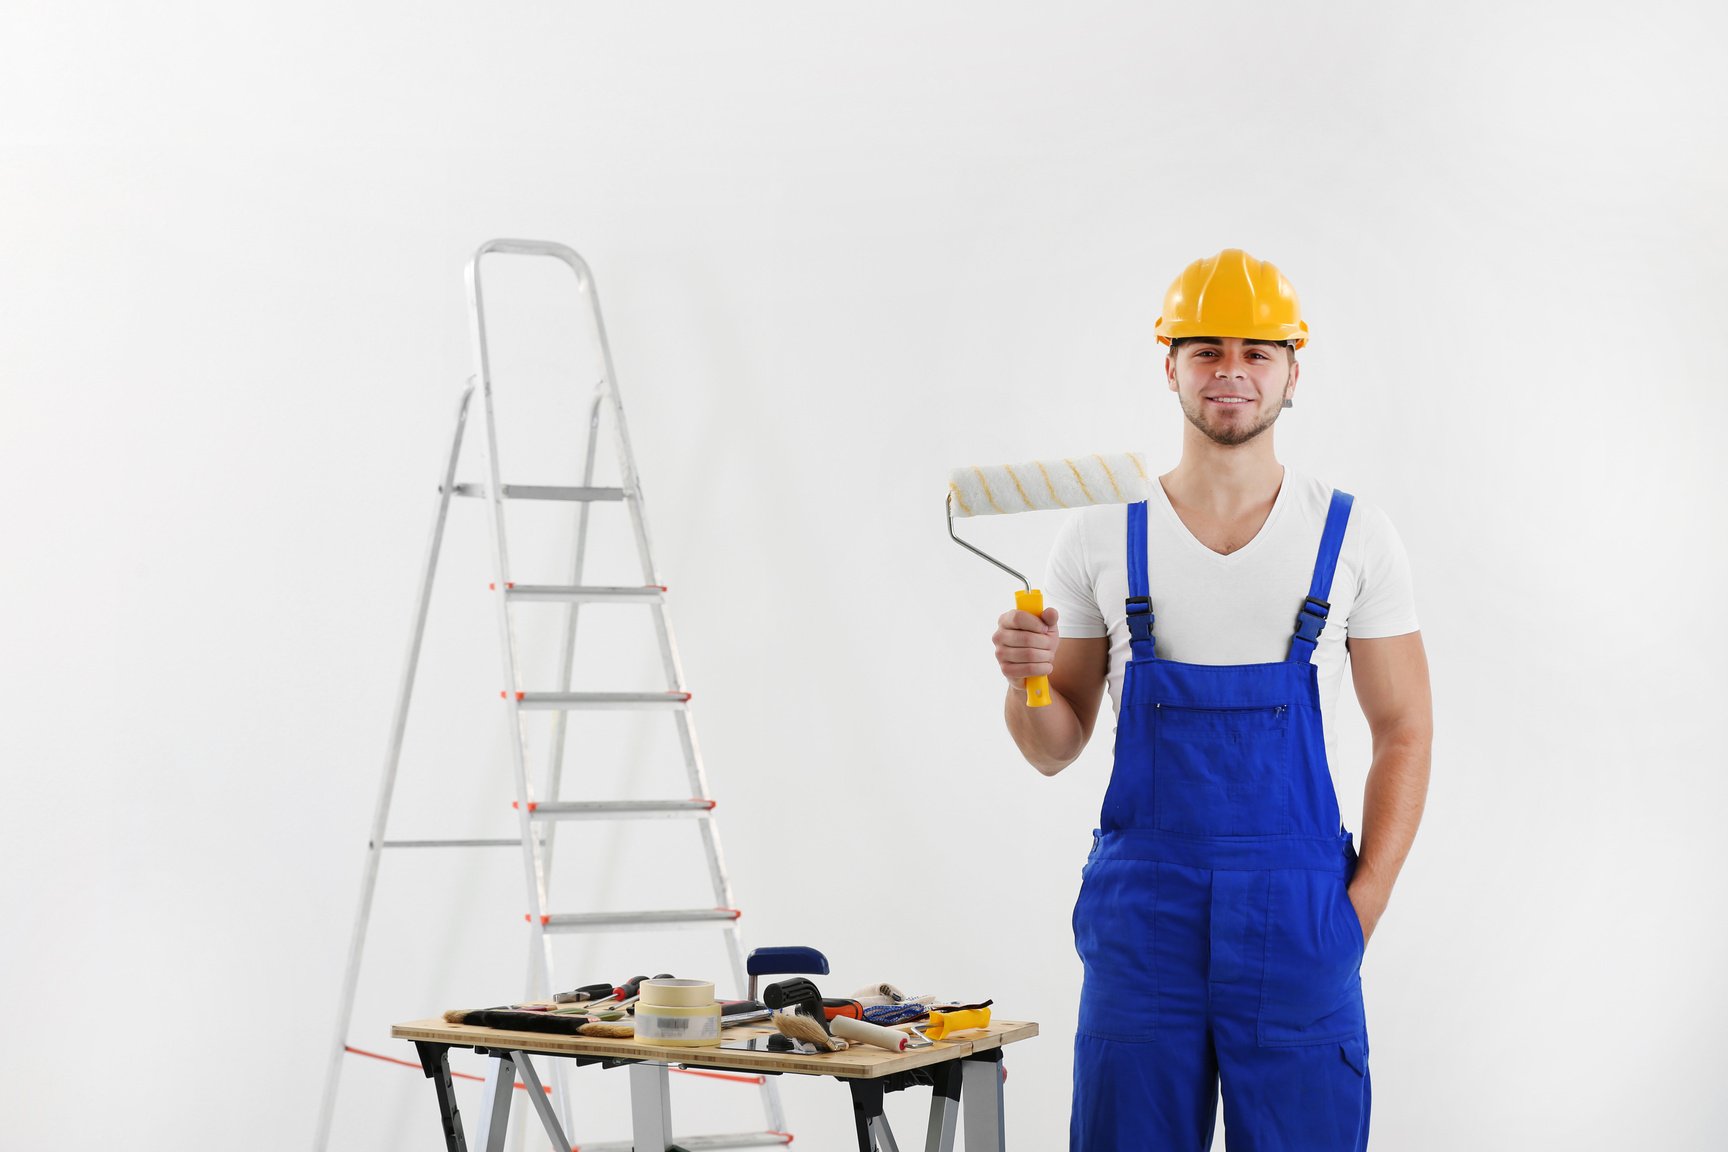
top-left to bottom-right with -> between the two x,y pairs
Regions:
992,249 -> 1432,1150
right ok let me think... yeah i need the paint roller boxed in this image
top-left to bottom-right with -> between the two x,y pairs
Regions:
947,453 -> 1150,706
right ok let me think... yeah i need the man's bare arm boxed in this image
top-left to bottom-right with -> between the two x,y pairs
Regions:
994,607 -> 1109,776
1345,631 -> 1433,944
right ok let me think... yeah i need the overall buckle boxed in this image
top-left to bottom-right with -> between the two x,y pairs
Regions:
1124,596 -> 1155,644
1292,595 -> 1330,644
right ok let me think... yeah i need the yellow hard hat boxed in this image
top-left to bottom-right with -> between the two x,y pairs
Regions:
1155,248 -> 1308,349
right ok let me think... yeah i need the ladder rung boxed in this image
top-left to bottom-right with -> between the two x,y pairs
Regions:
540,909 -> 740,934
448,482 -> 626,502
378,837 -> 520,849
515,691 -> 690,711
504,584 -> 666,604
521,800 -> 715,821
580,1135 -> 792,1151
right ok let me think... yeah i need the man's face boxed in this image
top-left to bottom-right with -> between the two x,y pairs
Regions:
1165,337 -> 1297,447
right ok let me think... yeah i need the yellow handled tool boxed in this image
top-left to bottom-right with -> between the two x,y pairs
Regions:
1013,588 -> 1052,707
922,1005 -> 992,1040
947,453 -> 1149,709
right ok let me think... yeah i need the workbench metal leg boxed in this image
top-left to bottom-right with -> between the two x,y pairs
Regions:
851,1080 -> 879,1152
961,1051 -> 1006,1152
415,1042 -> 470,1152
922,1062 -> 962,1152
629,1061 -> 674,1151
849,1079 -> 905,1152
509,1052 -> 572,1152
474,1053 -> 515,1152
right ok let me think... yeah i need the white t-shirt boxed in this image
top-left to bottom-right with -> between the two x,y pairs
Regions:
1044,468 -> 1419,757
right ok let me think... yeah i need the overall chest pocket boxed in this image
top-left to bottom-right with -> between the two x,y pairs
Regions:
1151,702 -> 1292,837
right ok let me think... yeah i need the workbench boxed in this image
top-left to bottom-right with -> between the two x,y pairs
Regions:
392,1014 -> 1038,1151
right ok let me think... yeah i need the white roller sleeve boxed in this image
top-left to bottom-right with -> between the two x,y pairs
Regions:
948,452 -> 1149,517
830,1015 -> 910,1052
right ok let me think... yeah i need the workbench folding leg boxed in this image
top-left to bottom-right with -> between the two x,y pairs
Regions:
509,1051 -> 573,1152
475,1053 -> 515,1152
922,1062 -> 962,1152
849,1079 -> 904,1152
414,1042 -> 469,1152
630,1061 -> 675,1150
961,1051 -> 1006,1152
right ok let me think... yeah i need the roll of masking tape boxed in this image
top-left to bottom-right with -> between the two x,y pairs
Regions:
634,1000 -> 722,1046
638,978 -> 716,1008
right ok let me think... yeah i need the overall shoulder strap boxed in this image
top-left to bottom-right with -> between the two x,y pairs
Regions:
1288,489 -> 1355,664
1124,501 -> 1156,661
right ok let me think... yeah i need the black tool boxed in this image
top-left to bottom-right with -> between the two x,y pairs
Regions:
552,982 -> 614,1005
613,973 -> 675,1007
762,977 -> 830,1033
820,998 -> 865,1023
716,1034 -> 799,1053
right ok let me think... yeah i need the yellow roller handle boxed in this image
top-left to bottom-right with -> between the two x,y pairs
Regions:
1015,589 -> 1052,708
924,1006 -> 992,1040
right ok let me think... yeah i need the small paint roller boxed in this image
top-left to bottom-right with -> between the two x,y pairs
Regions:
921,1005 -> 992,1040
830,1014 -> 911,1052
947,453 -> 1150,706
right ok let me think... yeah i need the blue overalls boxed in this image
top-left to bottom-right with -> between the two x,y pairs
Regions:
1071,491 -> 1370,1151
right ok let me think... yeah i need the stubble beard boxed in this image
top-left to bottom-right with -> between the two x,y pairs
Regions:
1176,362 -> 1294,446
1179,392 -> 1284,447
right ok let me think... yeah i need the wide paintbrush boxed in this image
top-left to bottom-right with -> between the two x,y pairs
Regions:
443,1007 -> 634,1038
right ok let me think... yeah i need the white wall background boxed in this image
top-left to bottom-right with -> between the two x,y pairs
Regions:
3,2 -> 1725,1148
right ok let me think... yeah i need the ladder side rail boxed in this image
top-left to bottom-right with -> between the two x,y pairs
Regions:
314,384 -> 474,1152
722,922 -> 789,1135
512,391 -> 608,1152
579,273 -> 707,795
584,280 -> 771,1145
618,495 -> 742,919
578,262 -> 778,1137
469,244 -> 581,1142
583,281 -> 742,917
467,248 -> 556,992
672,644 -> 741,907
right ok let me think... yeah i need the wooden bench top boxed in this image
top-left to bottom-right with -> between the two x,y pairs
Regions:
391,1016 -> 1039,1080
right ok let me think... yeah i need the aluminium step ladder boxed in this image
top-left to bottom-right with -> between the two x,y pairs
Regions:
313,239 -> 787,1151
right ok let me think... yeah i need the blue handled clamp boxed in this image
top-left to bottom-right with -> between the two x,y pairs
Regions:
746,946 -> 829,1001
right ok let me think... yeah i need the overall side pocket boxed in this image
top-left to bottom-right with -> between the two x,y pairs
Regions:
1073,858 -> 1160,1042
1257,869 -> 1367,1047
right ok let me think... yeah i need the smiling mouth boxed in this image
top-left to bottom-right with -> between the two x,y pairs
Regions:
1206,396 -> 1253,405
